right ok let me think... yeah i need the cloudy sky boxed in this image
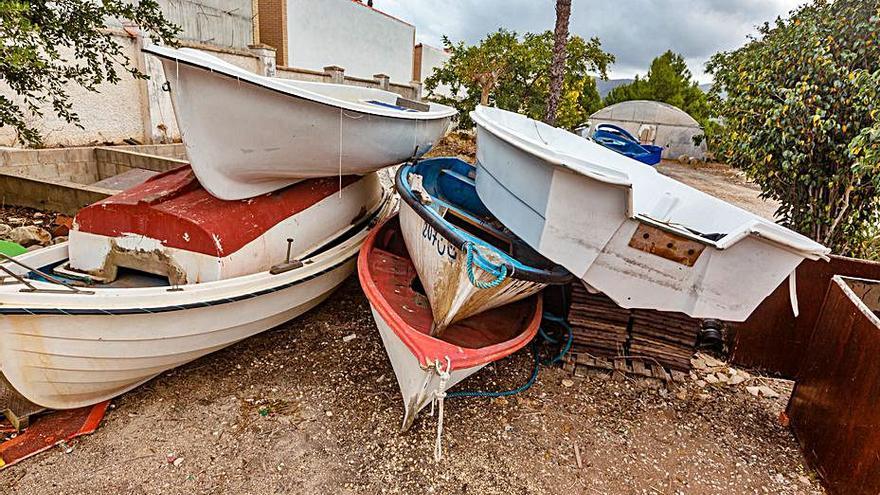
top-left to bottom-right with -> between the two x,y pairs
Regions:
376,0 -> 805,83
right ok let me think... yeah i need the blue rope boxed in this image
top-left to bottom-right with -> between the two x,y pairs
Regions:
464,241 -> 508,289
446,312 -> 573,399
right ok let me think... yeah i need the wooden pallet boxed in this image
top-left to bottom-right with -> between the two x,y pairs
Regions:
562,351 -> 689,383
566,283 -> 703,374
1,375 -> 44,431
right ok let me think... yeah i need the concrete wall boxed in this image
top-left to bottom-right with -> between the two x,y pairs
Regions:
286,0 -> 415,84
152,0 -> 255,49
0,32 -> 148,148
415,44 -> 452,98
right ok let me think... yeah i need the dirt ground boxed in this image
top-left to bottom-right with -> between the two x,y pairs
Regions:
2,142 -> 824,494
3,277 -> 822,494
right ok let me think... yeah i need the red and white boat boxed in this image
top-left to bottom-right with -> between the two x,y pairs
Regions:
0,167 -> 393,411
358,214 -> 542,430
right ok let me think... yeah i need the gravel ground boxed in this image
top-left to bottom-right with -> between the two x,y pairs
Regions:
3,276 -> 823,494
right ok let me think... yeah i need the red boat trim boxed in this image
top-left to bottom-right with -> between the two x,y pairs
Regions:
75,166 -> 361,257
358,214 -> 542,371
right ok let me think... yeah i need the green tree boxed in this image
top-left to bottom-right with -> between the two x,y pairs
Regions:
0,0 -> 180,146
603,51 -> 709,124
424,29 -> 614,129
706,0 -> 879,256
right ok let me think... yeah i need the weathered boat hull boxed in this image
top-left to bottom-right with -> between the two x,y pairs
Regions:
358,215 -> 542,429
370,305 -> 484,430
399,200 -> 544,331
144,45 -> 455,200
0,197 -> 395,410
471,105 -> 829,321
69,169 -> 382,284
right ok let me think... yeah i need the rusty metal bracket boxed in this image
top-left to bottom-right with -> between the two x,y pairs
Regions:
628,223 -> 706,266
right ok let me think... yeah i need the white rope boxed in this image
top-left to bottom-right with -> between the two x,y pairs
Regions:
338,108 -> 343,196
788,270 -> 799,317
337,110 -> 367,196
432,356 -> 452,461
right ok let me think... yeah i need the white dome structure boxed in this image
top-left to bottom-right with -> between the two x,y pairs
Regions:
588,100 -> 706,160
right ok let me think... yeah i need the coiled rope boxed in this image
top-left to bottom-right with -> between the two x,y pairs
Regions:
464,241 -> 508,289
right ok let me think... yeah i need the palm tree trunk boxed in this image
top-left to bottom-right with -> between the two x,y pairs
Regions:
545,0 -> 572,126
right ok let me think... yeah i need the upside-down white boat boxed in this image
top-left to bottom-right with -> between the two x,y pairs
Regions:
396,157 -> 570,333
359,214 -> 541,430
143,44 -> 456,200
471,106 -> 830,321
0,169 -> 394,410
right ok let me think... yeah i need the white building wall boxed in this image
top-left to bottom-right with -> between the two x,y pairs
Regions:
0,33 -> 147,147
417,44 -> 452,98
286,0 -> 415,84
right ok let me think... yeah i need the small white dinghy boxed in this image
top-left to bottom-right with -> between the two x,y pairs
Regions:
471,106 -> 830,321
143,44 -> 456,200
358,214 -> 541,431
0,179 -> 394,410
396,157 -> 570,333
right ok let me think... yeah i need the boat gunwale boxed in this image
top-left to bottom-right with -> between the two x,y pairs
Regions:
470,105 -> 830,260
358,215 -> 543,370
143,45 -> 457,122
395,160 -> 572,285
0,194 -> 395,314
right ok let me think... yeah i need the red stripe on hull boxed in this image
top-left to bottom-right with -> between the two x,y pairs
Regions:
75,166 -> 360,257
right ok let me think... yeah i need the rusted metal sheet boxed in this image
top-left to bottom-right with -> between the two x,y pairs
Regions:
729,255 -> 880,378
787,276 -> 880,495
627,223 -> 706,266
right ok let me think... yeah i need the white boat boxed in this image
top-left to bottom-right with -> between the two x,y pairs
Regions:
396,157 -> 570,333
471,106 -> 830,321
67,166 -> 383,284
0,192 -> 394,411
142,44 -> 456,200
359,214 -> 542,430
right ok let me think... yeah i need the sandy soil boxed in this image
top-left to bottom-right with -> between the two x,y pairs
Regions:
2,139 -> 823,494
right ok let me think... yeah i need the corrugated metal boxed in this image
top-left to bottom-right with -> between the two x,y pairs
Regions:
787,276 -> 880,494
729,255 -> 880,378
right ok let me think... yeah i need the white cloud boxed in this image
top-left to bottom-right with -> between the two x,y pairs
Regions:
375,0 -> 806,83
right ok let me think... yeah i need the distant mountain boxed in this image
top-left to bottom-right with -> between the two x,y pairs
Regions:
595,78 -> 633,98
594,78 -> 714,99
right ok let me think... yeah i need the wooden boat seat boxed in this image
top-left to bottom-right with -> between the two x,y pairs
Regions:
370,245 -> 531,349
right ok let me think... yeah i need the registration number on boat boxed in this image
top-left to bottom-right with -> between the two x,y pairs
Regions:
422,221 -> 458,261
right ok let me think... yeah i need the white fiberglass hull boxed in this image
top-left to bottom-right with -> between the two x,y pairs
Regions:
399,200 -> 545,331
0,199 -> 394,410
472,106 -> 829,321
145,45 -> 454,200
369,305 -> 484,430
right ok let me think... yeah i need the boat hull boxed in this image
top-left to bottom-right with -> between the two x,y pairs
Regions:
472,106 -> 826,321
159,57 -> 450,200
370,305 -> 484,430
399,200 -> 545,331
70,171 -> 382,284
0,196 -> 395,410
359,215 -> 542,429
